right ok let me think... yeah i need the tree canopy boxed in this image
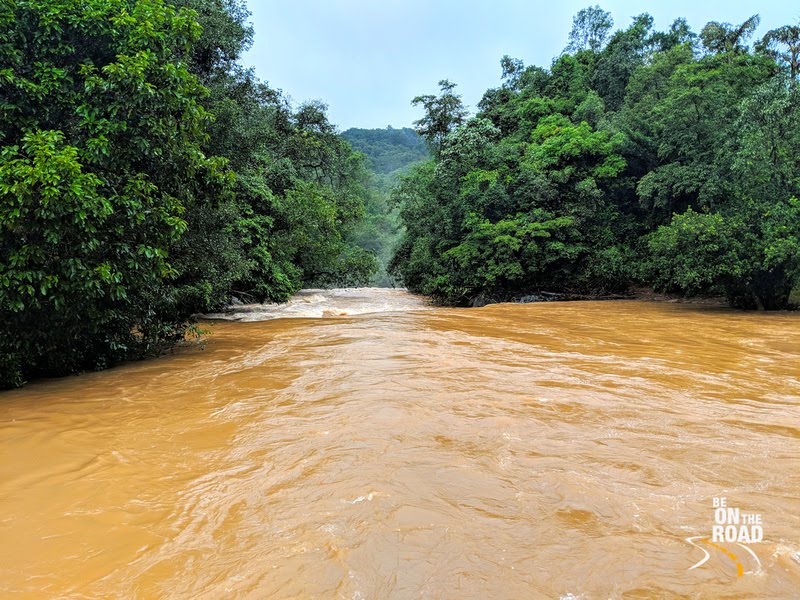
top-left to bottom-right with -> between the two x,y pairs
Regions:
0,0 -> 379,388
390,7 -> 800,311
2,2 -> 799,389
411,80 -> 468,157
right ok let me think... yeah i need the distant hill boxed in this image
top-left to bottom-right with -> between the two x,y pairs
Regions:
342,127 -> 429,175
341,127 -> 428,287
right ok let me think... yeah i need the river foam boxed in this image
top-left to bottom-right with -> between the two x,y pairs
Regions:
204,287 -> 429,321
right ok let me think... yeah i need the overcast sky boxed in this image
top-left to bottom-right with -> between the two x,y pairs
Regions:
242,1 -> 799,130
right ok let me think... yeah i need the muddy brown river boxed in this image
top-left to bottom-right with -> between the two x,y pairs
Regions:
1,289 -> 799,598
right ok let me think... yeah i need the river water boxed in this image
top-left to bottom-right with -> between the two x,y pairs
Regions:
1,288 -> 799,598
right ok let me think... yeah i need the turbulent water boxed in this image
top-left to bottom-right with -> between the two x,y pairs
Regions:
1,288 -> 799,599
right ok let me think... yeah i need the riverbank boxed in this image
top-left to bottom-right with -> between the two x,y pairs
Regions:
494,286 -> 797,311
464,286 -> 731,309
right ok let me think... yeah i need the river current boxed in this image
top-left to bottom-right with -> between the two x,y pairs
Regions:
1,288 -> 799,598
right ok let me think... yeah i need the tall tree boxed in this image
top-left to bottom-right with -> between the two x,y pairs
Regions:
648,18 -> 697,53
0,0 -> 227,387
592,13 -> 653,111
412,80 -> 468,156
758,25 -> 800,81
566,5 -> 614,53
700,15 -> 760,56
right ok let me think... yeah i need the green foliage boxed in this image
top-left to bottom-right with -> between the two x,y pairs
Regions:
566,5 -> 614,53
700,15 -> 760,56
648,198 -> 800,309
391,6 -> 800,311
412,80 -> 468,156
626,52 -> 776,220
439,212 -> 583,303
341,127 -> 431,285
0,0 -> 378,388
390,109 -> 631,302
591,13 -> 652,111
0,0 -> 222,388
647,76 -> 800,309
342,127 -> 428,175
758,25 -> 800,80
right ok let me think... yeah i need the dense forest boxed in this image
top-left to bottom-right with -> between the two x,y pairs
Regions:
342,127 -> 428,285
391,8 -> 800,310
343,127 -> 428,177
0,0 -> 383,388
1,2 -> 798,389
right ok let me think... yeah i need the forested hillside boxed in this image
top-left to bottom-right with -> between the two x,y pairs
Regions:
342,127 -> 428,176
0,0 -> 378,388
391,8 -> 800,310
342,127 -> 429,285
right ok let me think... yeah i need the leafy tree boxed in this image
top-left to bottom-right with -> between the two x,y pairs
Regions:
566,5 -> 614,53
648,198 -> 800,310
391,105 -> 630,303
0,0 -> 226,387
0,0 -> 380,388
628,52 -> 775,219
392,6 -> 800,310
700,15 -> 760,57
733,77 -> 800,200
478,58 -> 551,136
758,25 -> 800,81
412,80 -> 468,156
172,0 -> 253,78
648,18 -> 697,53
592,14 -> 653,111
